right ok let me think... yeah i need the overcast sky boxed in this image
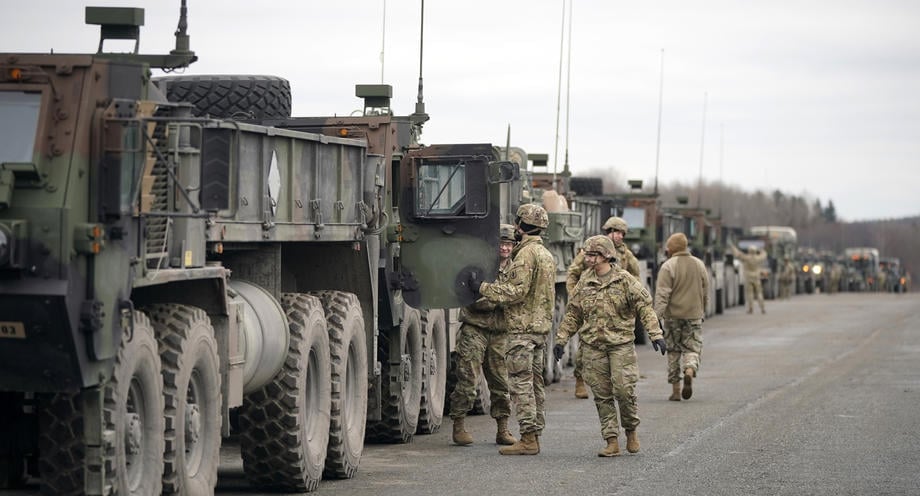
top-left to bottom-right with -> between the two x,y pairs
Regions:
6,1 -> 919,221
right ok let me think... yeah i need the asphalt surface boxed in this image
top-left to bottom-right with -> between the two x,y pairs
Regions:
214,292 -> 920,496
6,292 -> 918,495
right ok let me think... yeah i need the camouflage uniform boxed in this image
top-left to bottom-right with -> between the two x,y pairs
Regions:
565,218 -> 640,387
779,259 -> 795,299
731,243 -> 766,313
654,233 -> 709,391
448,258 -> 513,420
556,257 -> 664,441
480,233 -> 556,436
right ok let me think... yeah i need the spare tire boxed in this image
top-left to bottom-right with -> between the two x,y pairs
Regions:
153,75 -> 292,119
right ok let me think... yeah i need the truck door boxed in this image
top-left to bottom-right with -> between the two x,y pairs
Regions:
397,143 -> 517,309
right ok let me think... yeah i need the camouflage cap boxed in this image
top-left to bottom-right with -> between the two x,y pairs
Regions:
500,223 -> 516,241
516,203 -> 549,229
602,216 -> 628,233
583,235 -> 616,259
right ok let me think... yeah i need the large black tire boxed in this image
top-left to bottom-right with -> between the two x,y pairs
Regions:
308,291 -> 368,479
154,75 -> 292,119
145,304 -> 221,495
417,309 -> 447,434
238,293 -> 331,492
367,307 -> 423,443
39,311 -> 165,496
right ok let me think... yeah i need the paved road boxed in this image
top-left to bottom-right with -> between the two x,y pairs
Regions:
7,293 -> 918,495
217,292 -> 920,495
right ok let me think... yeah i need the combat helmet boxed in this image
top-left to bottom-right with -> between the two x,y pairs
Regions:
583,235 -> 616,259
516,203 -> 549,229
602,216 -> 628,234
500,223 -> 516,241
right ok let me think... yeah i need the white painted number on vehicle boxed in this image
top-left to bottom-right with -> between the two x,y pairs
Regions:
0,322 -> 26,339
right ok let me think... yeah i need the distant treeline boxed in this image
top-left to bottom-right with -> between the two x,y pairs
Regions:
586,172 -> 919,278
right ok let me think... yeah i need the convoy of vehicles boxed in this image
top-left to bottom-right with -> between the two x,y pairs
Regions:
0,5 -> 514,494
0,4 -> 910,496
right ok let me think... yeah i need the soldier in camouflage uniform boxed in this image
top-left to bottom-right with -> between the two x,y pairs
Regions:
565,216 -> 640,399
471,204 -> 556,455
654,233 -> 709,402
779,257 -> 796,299
554,235 -> 666,457
449,225 -> 518,446
730,243 -> 767,314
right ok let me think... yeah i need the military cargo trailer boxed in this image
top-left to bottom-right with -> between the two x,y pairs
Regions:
0,5 -> 509,495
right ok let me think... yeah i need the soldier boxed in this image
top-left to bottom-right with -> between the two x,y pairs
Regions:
828,262 -> 843,294
779,256 -> 796,299
730,243 -> 767,314
654,233 -> 709,402
554,235 -> 666,457
449,224 -> 518,447
565,216 -> 640,399
471,204 -> 556,456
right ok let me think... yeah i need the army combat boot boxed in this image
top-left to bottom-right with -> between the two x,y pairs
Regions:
682,368 -> 694,400
598,437 -> 620,457
452,417 -> 473,446
669,382 -> 682,401
574,377 -> 589,399
625,430 -> 640,453
499,432 -> 539,455
495,417 -> 516,445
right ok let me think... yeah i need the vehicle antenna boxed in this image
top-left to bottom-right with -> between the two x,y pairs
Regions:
653,48 -> 664,196
561,0 -> 574,195
411,0 -> 429,125
380,0 -> 387,83
719,123 -> 724,217
696,91 -> 708,208
552,0 -> 567,190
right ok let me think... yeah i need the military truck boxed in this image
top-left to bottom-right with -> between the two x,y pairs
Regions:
0,5 -> 514,495
738,226 -> 798,300
844,247 -> 880,292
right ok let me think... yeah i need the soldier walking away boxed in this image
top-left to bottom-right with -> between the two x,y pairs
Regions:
470,204 -> 556,455
565,216 -> 640,399
654,233 -> 709,402
730,242 -> 767,314
449,225 -> 519,446
554,236 -> 666,457
779,256 -> 796,299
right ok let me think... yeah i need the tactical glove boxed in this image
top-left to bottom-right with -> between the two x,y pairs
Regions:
467,271 -> 483,297
553,344 -> 565,361
652,339 -> 667,355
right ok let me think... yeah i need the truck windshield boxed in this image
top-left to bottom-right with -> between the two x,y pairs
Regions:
622,207 -> 645,230
0,91 -> 41,165
418,160 -> 466,216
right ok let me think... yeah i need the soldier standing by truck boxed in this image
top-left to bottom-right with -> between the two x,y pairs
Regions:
472,204 -> 556,455
554,235 -> 666,457
731,243 -> 767,314
565,216 -> 639,399
449,225 -> 518,446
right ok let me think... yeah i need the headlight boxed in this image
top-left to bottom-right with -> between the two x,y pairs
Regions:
812,265 -> 823,275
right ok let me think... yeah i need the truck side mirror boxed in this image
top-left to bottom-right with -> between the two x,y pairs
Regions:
488,160 -> 519,184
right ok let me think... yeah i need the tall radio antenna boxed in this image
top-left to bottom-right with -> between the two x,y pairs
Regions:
552,0 -> 567,189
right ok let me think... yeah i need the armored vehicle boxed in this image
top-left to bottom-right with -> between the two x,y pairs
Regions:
0,5 -> 513,495
844,247 -> 880,291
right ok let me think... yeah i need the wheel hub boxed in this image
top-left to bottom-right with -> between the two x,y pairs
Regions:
185,403 -> 201,445
126,413 -> 142,455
